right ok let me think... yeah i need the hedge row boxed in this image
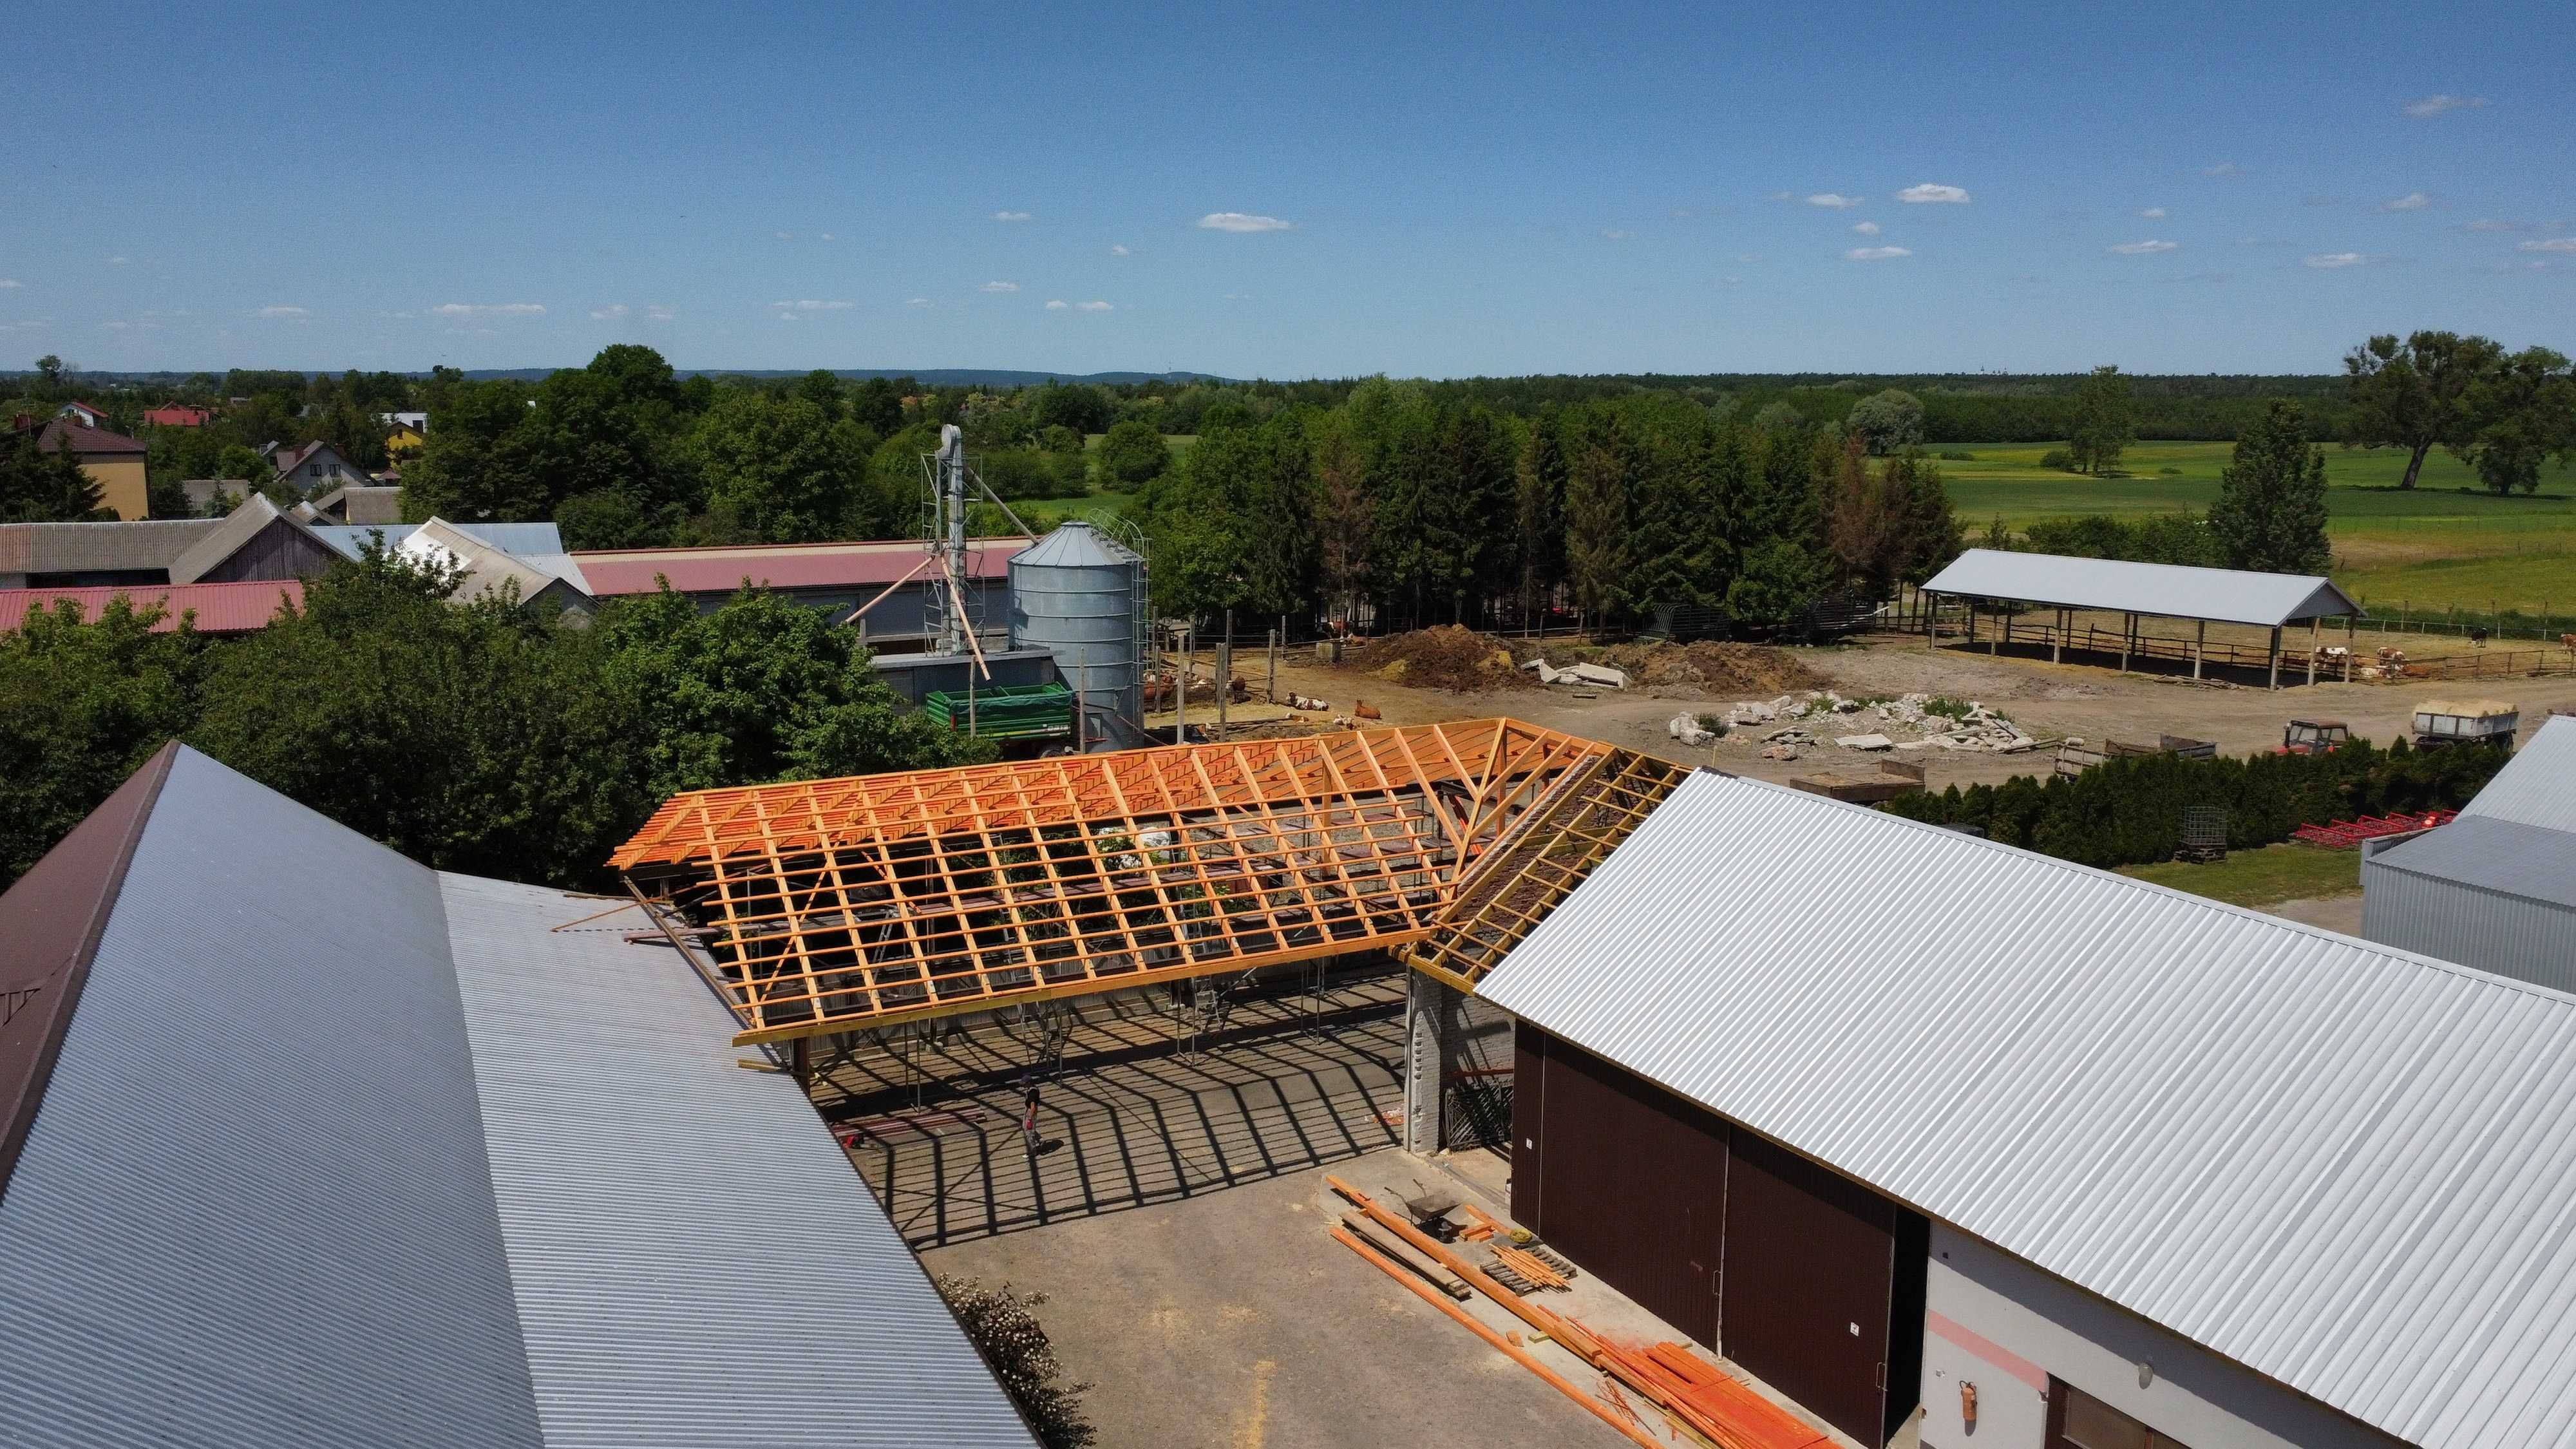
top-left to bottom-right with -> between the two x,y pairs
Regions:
1880,737 -> 2510,869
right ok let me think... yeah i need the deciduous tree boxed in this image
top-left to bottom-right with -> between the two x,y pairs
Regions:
2344,331 -> 2503,489
2068,366 -> 2138,475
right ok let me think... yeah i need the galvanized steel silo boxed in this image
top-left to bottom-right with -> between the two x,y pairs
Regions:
1008,521 -> 1148,749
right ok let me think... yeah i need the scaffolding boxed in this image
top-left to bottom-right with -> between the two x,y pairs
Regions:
613,719 -> 1638,1045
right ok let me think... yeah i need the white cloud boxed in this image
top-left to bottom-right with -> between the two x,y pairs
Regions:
646,305 -> 676,321
2463,218 -> 2521,232
2202,162 -> 2242,177
775,231 -> 793,240
906,297 -> 933,307
435,302 -> 545,317
1223,292 -> 1251,300
2137,207 -> 2168,219
1198,212 -> 1293,232
1806,193 -> 1864,209
1719,275 -> 1743,286
819,232 -> 836,242
770,299 -> 853,310
2403,93 -> 2488,118
0,278 -> 19,288
1844,245 -> 1911,261
1669,208 -> 1695,219
1765,190 -> 1794,202
2303,252 -> 2371,269
2521,238 -> 2576,254
1898,183 -> 1971,205
1046,299 -> 1069,310
107,256 -> 130,265
1077,300 -> 1112,312
2382,192 -> 2431,211
979,281 -> 1019,293
776,312 -> 800,322
992,210 -> 1032,222
1110,244 -> 1130,256
1852,221 -> 1880,236
2110,240 -> 2179,255
258,305 -> 308,317
591,303 -> 629,320
1601,228 -> 1633,240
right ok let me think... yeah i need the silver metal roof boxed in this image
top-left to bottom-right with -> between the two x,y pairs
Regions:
2369,815 -> 2576,910
1011,518 -> 1140,570
441,875 -> 1042,1448
0,747 -> 1037,1448
312,520 -> 570,561
1481,770 -> 2576,1449
0,747 -> 546,1449
2456,714 -> 2576,833
1920,547 -> 2363,626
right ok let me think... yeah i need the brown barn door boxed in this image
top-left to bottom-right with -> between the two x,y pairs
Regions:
1510,1019 -> 1547,1225
1522,1028 -> 1727,1347
1721,1130 -> 1898,1446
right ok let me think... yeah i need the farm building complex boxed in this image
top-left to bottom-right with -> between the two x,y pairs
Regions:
9,701 -> 2573,1444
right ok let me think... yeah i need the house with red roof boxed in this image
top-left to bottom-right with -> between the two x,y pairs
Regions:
142,402 -> 211,428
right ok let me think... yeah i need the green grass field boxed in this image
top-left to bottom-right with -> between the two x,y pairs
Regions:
2117,841 -> 2360,907
1944,440 -> 2576,612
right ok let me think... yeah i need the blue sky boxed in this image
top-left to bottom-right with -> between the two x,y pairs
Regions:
5,0 -> 2571,377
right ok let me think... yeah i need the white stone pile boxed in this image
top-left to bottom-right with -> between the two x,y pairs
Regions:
1716,690 -> 2040,757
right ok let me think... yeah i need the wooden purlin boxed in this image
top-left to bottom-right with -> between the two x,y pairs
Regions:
610,719 -> 1609,1043
1404,748 -> 1692,994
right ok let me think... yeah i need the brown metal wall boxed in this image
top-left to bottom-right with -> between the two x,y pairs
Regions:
1722,1129 -> 1898,1444
1515,1022 -> 1727,1347
1512,1021 -> 1925,1448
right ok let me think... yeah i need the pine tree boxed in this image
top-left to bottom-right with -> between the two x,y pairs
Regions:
2209,400 -> 2331,573
1513,411 -> 1569,619
1561,405 -> 1630,625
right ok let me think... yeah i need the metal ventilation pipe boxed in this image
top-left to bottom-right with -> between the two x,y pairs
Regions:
936,423 -> 969,656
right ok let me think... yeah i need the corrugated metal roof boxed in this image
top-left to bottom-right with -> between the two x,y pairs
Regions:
441,876 -> 1041,1448
0,748 -> 547,1448
0,749 -> 1037,1445
574,538 -> 1020,596
1481,770 -> 2576,1449
0,578 -> 303,634
1012,519 -> 1140,569
399,518 -> 594,607
2458,714 -> 2576,833
1920,547 -> 2362,626
310,520 -> 569,560
166,493 -> 341,584
2369,815 -> 2576,910
0,517 -> 220,573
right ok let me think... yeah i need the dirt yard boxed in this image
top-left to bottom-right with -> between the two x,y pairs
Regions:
1252,632 -> 2576,795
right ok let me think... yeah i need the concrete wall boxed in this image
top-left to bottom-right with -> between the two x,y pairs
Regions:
2362,853 -> 2574,993
1918,1223 -> 2407,1449
1403,972 -> 1515,1155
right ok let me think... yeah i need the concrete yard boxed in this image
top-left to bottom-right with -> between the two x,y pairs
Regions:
923,1151 -> 1648,1449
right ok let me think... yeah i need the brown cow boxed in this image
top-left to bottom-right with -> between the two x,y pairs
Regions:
1352,699 -> 1383,721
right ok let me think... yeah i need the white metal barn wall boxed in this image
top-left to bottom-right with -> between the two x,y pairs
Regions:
1920,1225 -> 2409,1449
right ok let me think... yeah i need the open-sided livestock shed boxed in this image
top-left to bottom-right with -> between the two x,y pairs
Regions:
1920,548 -> 2365,687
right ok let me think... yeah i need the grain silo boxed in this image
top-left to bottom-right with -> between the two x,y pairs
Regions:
1008,521 -> 1148,749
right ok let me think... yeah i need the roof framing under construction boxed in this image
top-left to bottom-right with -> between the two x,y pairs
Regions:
612,719 -> 1687,1044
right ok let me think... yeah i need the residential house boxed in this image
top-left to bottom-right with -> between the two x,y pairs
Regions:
141,402 -> 211,428
166,494 -> 345,584
263,440 -> 369,495
53,400 -> 111,428
21,418 -> 151,520
381,417 -> 426,464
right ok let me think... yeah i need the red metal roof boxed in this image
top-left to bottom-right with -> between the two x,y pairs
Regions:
0,580 -> 303,636
142,404 -> 211,427
571,538 -> 1022,596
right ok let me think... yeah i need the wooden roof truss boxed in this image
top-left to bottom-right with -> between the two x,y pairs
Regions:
612,719 -> 1636,1044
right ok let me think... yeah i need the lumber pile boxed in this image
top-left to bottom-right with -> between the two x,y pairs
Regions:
1325,1176 -> 1831,1449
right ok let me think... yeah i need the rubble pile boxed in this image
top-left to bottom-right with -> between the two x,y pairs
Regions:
1717,690 -> 2040,761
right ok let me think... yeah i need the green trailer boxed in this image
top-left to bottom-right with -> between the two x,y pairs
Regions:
923,681 -> 1077,741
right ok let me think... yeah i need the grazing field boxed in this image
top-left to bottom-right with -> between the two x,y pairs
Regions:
1944,440 -> 2576,612
2117,842 -> 2360,909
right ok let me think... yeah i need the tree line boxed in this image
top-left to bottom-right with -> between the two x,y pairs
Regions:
0,547 -> 987,893
1137,379 -> 1963,632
